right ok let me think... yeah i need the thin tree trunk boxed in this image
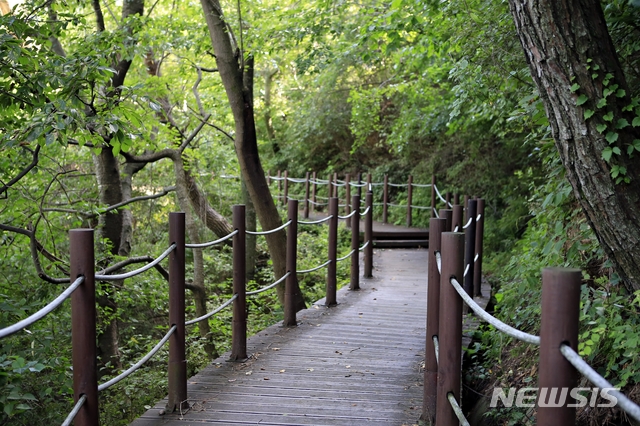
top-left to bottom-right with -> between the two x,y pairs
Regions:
509,0 -> 640,292
174,155 -> 218,359
199,0 -> 306,310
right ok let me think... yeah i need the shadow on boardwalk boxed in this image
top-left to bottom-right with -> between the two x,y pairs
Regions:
131,249 -> 427,426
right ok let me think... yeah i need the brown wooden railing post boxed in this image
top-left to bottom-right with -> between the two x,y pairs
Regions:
311,171 -> 317,213
436,231 -> 465,426
366,173 -> 372,191
439,209 -> 453,233
451,204 -> 463,232
283,170 -> 289,206
473,198 -> 485,297
422,218 -> 447,424
230,206 -> 247,361
350,195 -> 360,291
357,172 -> 363,199
326,197 -> 338,306
364,191 -> 373,278
303,172 -> 310,219
464,195 -> 470,220
277,170 -> 282,198
464,199 -> 477,297
284,200 -> 298,326
382,174 -> 389,223
167,212 -> 187,411
430,175 -> 436,218
345,173 -> 351,228
69,229 -> 98,426
334,172 -> 338,202
537,268 -> 581,425
328,173 -> 334,199
454,193 -> 460,205
445,191 -> 451,206
407,175 -> 413,227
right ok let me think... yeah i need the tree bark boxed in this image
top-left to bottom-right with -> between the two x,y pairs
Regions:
199,0 -> 306,310
509,0 -> 640,292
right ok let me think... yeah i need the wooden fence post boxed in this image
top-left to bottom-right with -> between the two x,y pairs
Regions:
436,231 -> 465,426
422,218 -> 447,424
407,175 -> 413,227
364,191 -> 374,278
454,193 -> 460,205
473,198 -> 485,297
451,204 -> 463,232
383,174 -> 389,223
277,170 -> 282,198
230,206 -> 247,361
350,195 -> 360,291
284,200 -> 298,326
326,197 -> 338,306
345,173 -> 351,228
167,212 -> 188,411
464,199 -> 477,297
69,229 -> 98,426
312,171 -> 317,213
303,172 -> 310,219
431,175 -> 436,218
283,170 -> 289,206
439,208 -> 453,233
537,268 -> 581,425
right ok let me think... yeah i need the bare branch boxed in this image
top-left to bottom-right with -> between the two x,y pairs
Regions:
0,145 -> 41,199
179,114 -> 210,153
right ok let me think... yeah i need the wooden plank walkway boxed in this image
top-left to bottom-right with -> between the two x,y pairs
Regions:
131,249 -> 428,426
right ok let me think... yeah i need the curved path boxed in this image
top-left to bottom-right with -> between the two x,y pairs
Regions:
131,249 -> 428,426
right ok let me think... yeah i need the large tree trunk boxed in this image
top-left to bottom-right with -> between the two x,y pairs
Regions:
199,0 -> 306,310
509,0 -> 640,292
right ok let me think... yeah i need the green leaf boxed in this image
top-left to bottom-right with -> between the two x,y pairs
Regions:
603,111 -> 614,121
576,94 -> 588,106
602,146 -> 613,162
596,123 -> 607,133
613,146 -> 622,155
616,89 -> 626,98
570,83 -> 580,92
634,139 -> 640,152
633,117 -> 640,127
606,132 -> 619,144
616,118 -> 630,129
592,73 -> 598,80
597,98 -> 607,108
584,109 -> 594,120
604,88 -> 614,97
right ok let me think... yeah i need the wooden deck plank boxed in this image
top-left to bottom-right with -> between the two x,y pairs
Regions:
130,249 -> 427,426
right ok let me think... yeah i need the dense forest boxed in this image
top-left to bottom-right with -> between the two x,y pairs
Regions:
1,0 -> 639,424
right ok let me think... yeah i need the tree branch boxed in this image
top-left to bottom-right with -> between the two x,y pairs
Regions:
0,145 -> 41,199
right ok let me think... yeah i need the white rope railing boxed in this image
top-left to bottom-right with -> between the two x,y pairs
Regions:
186,230 -> 238,248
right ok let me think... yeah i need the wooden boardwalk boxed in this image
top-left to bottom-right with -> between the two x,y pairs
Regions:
131,249 -> 428,426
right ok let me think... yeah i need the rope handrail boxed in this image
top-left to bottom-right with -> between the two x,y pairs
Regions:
449,274 -> 540,345
359,206 -> 370,216
411,183 -> 432,188
388,182 -> 408,187
246,220 -> 292,235
186,230 -> 238,248
98,325 -> 177,392
435,251 -> 539,345
411,205 -> 432,210
246,272 -> 290,296
462,217 -> 473,229
433,335 -> 440,365
308,200 -> 329,206
447,393 -> 471,426
95,244 -> 176,281
332,180 -> 347,187
185,294 -> 237,325
560,344 -> 640,422
359,240 -> 370,252
60,394 -> 87,426
298,215 -> 334,225
453,225 -> 459,232
298,259 -> 332,274
348,181 -> 368,187
269,176 -> 285,181
336,249 -> 356,262
286,177 -> 307,183
337,210 -> 357,220
433,208 -> 440,218
0,276 -> 85,340
434,184 -> 453,208
309,178 -> 330,185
